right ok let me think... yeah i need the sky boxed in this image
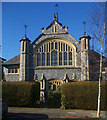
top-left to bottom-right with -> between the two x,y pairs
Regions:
2,2 -> 104,60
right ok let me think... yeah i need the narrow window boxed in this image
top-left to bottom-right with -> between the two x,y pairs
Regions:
59,52 -> 62,65
37,53 -> 41,66
49,43 -> 50,52
42,53 -> 45,66
69,52 -> 72,65
68,46 -> 70,51
66,44 -> 67,51
84,40 -> 86,49
22,42 -> 24,51
51,42 -> 54,50
12,69 -> 14,73
64,52 -> 67,65
44,44 -> 46,52
8,69 -> 11,73
63,44 -> 65,51
40,48 -> 41,52
59,42 -> 60,51
47,44 -> 48,52
61,43 -> 63,51
52,26 -> 54,32
51,50 -> 57,66
55,42 -> 57,49
55,26 -> 56,32
47,53 -> 50,66
26,42 -> 27,52
42,46 -> 43,52
15,69 -> 18,73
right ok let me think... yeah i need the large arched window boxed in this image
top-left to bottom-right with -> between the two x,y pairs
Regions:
35,39 -> 74,67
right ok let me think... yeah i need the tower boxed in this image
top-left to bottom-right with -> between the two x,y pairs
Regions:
19,25 -> 31,81
79,33 -> 91,80
79,22 -> 91,80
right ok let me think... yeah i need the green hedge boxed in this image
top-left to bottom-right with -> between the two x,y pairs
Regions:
61,81 -> 107,110
2,81 -> 40,107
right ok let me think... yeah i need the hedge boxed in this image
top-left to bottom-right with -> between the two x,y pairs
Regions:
2,81 -> 40,107
61,81 -> 107,110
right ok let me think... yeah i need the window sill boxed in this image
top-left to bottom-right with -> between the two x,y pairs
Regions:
35,66 -> 81,69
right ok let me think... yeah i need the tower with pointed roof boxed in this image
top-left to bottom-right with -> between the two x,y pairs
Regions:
19,25 -> 31,81
79,31 -> 91,80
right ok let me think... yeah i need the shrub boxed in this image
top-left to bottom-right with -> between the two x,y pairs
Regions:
2,81 -> 40,107
61,81 -> 107,110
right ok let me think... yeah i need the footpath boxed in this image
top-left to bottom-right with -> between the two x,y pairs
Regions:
4,107 -> 106,119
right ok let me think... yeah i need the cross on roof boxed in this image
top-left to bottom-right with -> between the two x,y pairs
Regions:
55,4 -> 59,22
24,24 -> 27,37
83,21 -> 86,34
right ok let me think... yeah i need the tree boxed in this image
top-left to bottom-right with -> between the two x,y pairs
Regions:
87,2 -> 106,118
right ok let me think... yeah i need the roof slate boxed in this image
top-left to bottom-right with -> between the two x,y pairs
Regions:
88,50 -> 101,61
2,54 -> 20,66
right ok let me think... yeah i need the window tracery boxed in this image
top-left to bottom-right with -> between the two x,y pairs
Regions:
35,39 -> 74,67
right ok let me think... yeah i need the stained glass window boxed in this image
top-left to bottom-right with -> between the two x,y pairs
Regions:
64,52 -> 67,65
51,50 -> 57,66
42,53 -> 45,66
47,53 -> 50,66
51,42 -> 54,50
59,52 -> 62,65
44,45 -> 46,52
63,44 -> 65,51
37,53 -> 41,66
69,52 -> 72,65
36,40 -> 73,67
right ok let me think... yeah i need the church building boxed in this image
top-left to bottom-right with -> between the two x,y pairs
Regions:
3,13 -> 106,100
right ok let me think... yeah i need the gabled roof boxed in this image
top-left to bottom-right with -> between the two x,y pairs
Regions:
2,55 -> 20,66
41,19 -> 67,34
32,19 -> 78,44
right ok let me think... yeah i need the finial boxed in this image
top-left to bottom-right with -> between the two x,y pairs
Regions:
55,4 -> 58,21
83,21 -> 86,34
24,24 -> 27,37
53,13 -> 56,20
64,73 -> 67,80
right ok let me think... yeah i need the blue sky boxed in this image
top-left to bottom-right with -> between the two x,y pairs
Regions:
2,2 -> 96,60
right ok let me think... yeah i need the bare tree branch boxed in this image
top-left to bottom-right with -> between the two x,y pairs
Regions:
87,2 -> 105,118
